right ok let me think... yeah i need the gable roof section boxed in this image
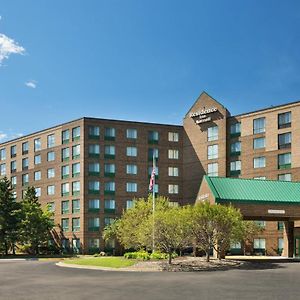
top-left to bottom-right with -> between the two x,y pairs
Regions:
204,176 -> 300,204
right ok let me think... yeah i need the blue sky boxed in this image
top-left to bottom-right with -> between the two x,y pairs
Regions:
1,0 -> 300,141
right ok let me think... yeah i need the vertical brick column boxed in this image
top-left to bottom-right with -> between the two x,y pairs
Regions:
283,221 -> 294,257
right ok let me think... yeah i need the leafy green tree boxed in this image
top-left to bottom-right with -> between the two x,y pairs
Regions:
19,187 -> 54,255
0,177 -> 21,255
153,206 -> 191,264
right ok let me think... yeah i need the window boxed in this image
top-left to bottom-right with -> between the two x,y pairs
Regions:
278,111 -> 291,129
72,127 -> 80,141
72,199 -> 80,213
89,144 -> 100,157
62,129 -> 70,144
230,160 -> 241,175
104,145 -> 115,159
0,148 -> 6,161
168,184 -> 179,194
230,242 -> 241,249
253,137 -> 265,149
278,238 -> 284,253
61,218 -> 69,232
208,163 -> 218,177
89,199 -> 100,212
207,126 -> 218,141
254,220 -> 266,228
34,171 -> 41,181
47,134 -> 55,148
104,182 -> 115,194
22,174 -> 29,186
230,122 -> 241,137
168,132 -> 179,142
72,181 -> 80,196
104,163 -> 115,176
88,126 -> 100,138
88,238 -> 100,249
11,161 -> 17,173
278,132 -> 291,149
47,151 -> 55,162
34,154 -> 41,165
61,165 -> 70,179
34,138 -> 41,151
168,149 -> 179,160
89,163 -> 100,175
278,221 -> 284,231
126,146 -> 137,157
47,202 -> 55,212
11,145 -> 17,158
0,164 -> 6,176
168,167 -> 179,177
35,187 -> 41,197
22,142 -> 29,155
61,183 -> 70,196
88,181 -> 100,194
104,217 -> 115,226
72,218 -> 80,232
253,238 -> 266,250
254,176 -> 266,180
148,166 -> 159,177
11,176 -> 17,187
47,168 -> 55,179
208,145 -> 218,159
278,173 -> 291,181
126,129 -> 137,139
72,145 -> 80,159
22,158 -> 29,170
230,142 -> 240,156
88,217 -> 100,231
61,200 -> 69,214
148,148 -> 159,160
148,131 -> 159,143
253,157 -> 266,168
62,147 -> 70,162
126,164 -> 137,175
253,117 -> 265,134
47,185 -> 55,195
126,182 -> 137,192
104,127 -> 115,140
126,200 -> 134,209
72,162 -> 80,177
104,199 -> 115,212
278,153 -> 291,169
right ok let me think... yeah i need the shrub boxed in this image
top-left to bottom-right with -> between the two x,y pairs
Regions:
124,250 -> 150,260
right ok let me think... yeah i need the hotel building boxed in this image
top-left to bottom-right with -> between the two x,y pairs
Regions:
0,91 -> 299,255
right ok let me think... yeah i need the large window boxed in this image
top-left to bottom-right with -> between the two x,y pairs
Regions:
72,181 -> 80,196
0,148 -> 6,161
230,160 -> 241,175
61,183 -> 70,196
104,163 -> 115,176
126,164 -> 137,175
104,182 -> 115,194
11,161 -> 17,173
34,154 -> 41,165
104,199 -> 115,212
148,131 -> 159,143
11,145 -> 17,158
104,145 -> 115,159
278,111 -> 291,129
88,181 -> 100,194
72,218 -> 80,232
62,147 -> 70,162
168,184 -> 179,194
61,200 -> 69,214
72,163 -> 80,177
62,129 -> 70,144
47,151 -> 55,162
230,142 -> 241,155
35,187 -> 41,197
168,167 -> 179,177
61,165 -> 70,179
126,146 -> 137,157
47,134 -> 55,148
72,199 -> 80,213
168,149 -> 179,160
22,174 -> 29,186
126,182 -> 137,192
253,238 -> 266,250
0,163 -> 6,176
208,144 -> 218,159
168,132 -> 179,142
253,117 -> 265,134
207,126 -> 218,141
89,163 -> 100,176
22,158 -> 29,170
148,148 -> 159,160
104,127 -> 115,140
34,171 -> 41,181
253,137 -> 265,149
126,129 -> 137,139
34,138 -> 41,151
88,217 -> 100,231
208,163 -> 218,177
61,218 -> 69,232
88,126 -> 100,138
22,142 -> 29,155
278,132 -> 291,149
72,145 -> 80,159
230,122 -> 241,137
47,168 -> 55,179
72,127 -> 81,141
278,153 -> 291,169
89,144 -> 100,157
88,199 -> 100,212
47,185 -> 55,196
278,173 -> 291,181
253,156 -> 266,168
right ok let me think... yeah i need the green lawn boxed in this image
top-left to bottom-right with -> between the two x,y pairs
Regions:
63,257 -> 135,268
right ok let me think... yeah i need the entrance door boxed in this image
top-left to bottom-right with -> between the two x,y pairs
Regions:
72,239 -> 80,254
294,237 -> 300,257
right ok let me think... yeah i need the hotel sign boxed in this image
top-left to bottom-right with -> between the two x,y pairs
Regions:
189,107 -> 218,124
267,209 -> 285,215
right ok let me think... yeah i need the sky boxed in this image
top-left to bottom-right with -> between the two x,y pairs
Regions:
1,0 -> 300,142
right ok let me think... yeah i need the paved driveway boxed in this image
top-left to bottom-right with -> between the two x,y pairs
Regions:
0,260 -> 299,300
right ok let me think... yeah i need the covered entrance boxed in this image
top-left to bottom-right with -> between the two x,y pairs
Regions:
197,176 -> 300,257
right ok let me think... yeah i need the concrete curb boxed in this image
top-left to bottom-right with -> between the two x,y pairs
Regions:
55,261 -> 160,272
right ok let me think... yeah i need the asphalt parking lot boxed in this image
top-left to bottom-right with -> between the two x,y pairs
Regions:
0,260 -> 300,300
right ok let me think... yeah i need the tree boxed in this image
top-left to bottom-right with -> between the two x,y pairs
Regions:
18,187 -> 54,255
0,177 -> 21,255
153,206 -> 191,264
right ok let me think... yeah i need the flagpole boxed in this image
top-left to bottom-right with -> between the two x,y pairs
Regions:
152,153 -> 155,253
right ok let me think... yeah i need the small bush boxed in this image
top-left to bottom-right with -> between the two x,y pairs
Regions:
124,250 -> 150,260
150,251 -> 178,260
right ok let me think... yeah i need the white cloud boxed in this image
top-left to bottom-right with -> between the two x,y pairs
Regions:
0,133 -> 8,142
25,80 -> 37,89
0,33 -> 25,65
0,132 -> 23,143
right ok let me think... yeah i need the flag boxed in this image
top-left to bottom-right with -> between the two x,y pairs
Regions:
149,157 -> 156,191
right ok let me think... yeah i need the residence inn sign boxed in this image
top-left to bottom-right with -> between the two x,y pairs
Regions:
189,107 -> 218,124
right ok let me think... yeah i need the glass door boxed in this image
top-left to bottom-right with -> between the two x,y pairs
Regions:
294,237 -> 300,257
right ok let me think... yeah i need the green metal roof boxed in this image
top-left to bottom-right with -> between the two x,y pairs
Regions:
204,176 -> 300,204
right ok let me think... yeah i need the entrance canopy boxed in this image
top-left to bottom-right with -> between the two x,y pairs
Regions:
197,176 -> 300,221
